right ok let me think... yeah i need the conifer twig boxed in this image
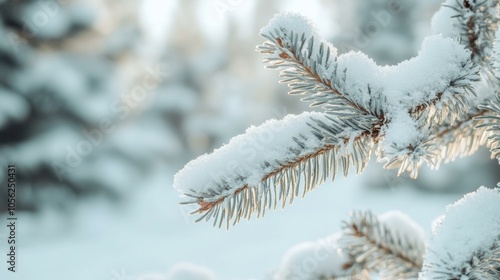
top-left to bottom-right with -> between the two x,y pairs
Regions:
477,91 -> 500,160
339,210 -> 425,280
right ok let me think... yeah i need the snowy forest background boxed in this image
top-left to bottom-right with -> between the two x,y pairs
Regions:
0,0 -> 499,279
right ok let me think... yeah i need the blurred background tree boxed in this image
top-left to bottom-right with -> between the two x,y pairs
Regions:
0,0 -> 150,211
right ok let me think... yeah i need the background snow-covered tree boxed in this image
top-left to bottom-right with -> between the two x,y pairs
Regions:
0,0 -> 187,212
175,0 -> 500,279
0,0 -> 146,211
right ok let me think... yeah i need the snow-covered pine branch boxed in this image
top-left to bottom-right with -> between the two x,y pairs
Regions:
425,113 -> 490,167
273,187 -> 500,280
273,233 -> 354,280
174,112 -> 375,229
174,11 -> 484,227
258,13 -> 479,179
339,211 -> 426,280
432,0 -> 500,82
273,210 -> 427,279
258,13 -> 478,126
420,187 -> 500,279
477,91 -> 500,161
427,0 -> 500,166
494,28 -> 500,77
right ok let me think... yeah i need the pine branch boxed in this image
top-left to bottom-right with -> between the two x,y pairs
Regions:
424,237 -> 500,280
273,231 -> 372,280
477,91 -> 500,160
420,187 -> 500,280
494,28 -> 500,77
174,113 -> 375,228
381,39 -> 478,178
257,23 -> 382,123
442,0 -> 500,82
175,13 -> 484,228
339,210 -> 425,280
258,15 -> 479,178
319,271 -> 372,280
380,137 -> 437,179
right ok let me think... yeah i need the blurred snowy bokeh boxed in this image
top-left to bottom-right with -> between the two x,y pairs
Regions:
0,1 -> 498,279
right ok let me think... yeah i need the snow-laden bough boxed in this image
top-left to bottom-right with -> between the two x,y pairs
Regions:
174,10 -> 500,228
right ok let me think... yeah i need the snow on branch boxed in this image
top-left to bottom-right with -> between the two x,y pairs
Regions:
339,210 -> 425,279
426,112 -> 490,167
174,112 -> 375,228
420,187 -> 500,279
